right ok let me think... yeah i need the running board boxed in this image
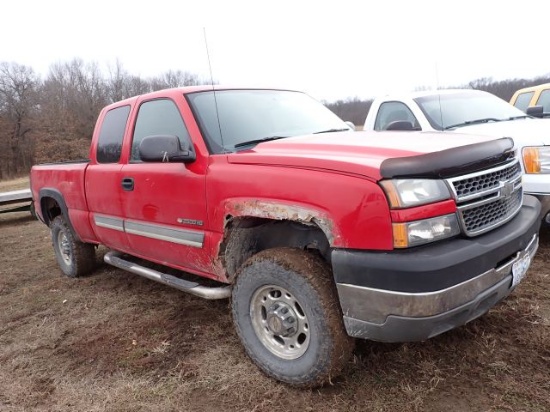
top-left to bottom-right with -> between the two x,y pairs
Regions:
104,251 -> 231,300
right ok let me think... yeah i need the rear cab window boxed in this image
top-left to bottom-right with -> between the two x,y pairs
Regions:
96,105 -> 131,163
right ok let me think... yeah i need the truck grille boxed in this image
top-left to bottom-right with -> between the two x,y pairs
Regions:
452,161 -> 521,199
447,159 -> 522,237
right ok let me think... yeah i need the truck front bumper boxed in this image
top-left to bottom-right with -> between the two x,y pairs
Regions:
331,195 -> 541,342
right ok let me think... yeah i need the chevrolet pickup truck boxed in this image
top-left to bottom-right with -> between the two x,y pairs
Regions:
363,88 -> 550,223
31,86 -> 541,387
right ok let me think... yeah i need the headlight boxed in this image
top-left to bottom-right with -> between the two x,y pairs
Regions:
522,146 -> 550,173
380,179 -> 451,208
393,214 -> 460,248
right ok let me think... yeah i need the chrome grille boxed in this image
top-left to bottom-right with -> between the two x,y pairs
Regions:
450,161 -> 521,201
447,159 -> 523,237
459,190 -> 522,235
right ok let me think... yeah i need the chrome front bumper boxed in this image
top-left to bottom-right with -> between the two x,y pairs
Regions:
336,233 -> 539,342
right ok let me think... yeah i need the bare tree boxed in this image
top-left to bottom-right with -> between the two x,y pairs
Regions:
325,97 -> 372,126
0,59 -> 212,170
149,69 -> 202,91
107,60 -> 152,102
467,74 -> 550,101
0,62 -> 39,178
107,59 -> 127,102
124,75 -> 152,99
41,59 -> 108,139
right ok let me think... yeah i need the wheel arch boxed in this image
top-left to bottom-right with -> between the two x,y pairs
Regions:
39,188 -> 80,240
220,200 -> 336,282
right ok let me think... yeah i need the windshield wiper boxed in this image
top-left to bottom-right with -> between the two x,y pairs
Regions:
232,128 -> 350,148
313,128 -> 351,134
233,135 -> 288,149
507,115 -> 531,120
443,118 -> 502,130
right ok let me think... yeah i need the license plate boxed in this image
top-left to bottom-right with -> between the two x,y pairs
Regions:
512,253 -> 531,288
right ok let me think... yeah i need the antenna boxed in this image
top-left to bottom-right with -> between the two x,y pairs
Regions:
435,61 -> 444,129
203,28 -> 225,150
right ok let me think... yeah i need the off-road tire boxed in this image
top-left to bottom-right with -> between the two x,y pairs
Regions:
232,247 -> 355,387
50,215 -> 95,277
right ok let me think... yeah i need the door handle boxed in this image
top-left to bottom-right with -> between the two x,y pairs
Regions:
122,177 -> 134,191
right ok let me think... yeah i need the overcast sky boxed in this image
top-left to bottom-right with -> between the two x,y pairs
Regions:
2,0 -> 549,102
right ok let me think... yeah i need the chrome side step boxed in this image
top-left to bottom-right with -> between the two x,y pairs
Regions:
104,251 -> 232,300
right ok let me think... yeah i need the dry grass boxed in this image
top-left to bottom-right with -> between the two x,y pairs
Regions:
0,177 -> 29,192
0,180 -> 548,411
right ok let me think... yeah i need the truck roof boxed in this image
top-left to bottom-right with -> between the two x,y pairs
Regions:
375,88 -> 489,101
105,86 -> 298,108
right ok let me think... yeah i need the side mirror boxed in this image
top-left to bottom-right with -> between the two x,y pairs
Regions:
385,120 -> 416,131
526,105 -> 544,118
139,135 -> 196,163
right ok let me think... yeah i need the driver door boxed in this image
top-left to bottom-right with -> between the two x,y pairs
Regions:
120,98 -> 210,273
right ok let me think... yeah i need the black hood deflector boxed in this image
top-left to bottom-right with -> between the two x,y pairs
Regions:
380,137 -> 515,179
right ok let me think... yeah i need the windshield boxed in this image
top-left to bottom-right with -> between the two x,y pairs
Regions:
414,91 -> 528,130
186,89 -> 350,152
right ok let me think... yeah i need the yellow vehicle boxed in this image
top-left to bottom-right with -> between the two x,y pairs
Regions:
510,83 -> 550,116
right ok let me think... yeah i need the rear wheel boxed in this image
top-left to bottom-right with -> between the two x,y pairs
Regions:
232,247 -> 354,387
50,215 -> 95,277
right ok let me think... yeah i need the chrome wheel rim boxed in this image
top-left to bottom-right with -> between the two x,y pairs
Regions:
250,285 -> 310,360
57,230 -> 72,265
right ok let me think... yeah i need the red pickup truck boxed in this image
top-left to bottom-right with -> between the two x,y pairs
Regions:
31,86 -> 541,387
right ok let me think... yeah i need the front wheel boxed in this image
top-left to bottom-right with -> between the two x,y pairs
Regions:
232,247 -> 354,387
50,215 -> 95,277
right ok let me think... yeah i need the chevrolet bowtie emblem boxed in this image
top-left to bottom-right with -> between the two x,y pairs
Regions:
500,181 -> 515,197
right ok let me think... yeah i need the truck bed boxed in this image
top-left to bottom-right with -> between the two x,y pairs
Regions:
30,160 -> 90,223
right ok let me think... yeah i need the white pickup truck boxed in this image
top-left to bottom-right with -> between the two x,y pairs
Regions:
363,89 -> 550,223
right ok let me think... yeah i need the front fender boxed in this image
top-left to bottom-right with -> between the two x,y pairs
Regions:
223,198 -> 340,246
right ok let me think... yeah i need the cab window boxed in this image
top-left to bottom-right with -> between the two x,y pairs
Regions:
96,105 -> 130,163
536,89 -> 550,112
131,99 -> 191,162
513,92 -> 534,112
374,101 -> 419,131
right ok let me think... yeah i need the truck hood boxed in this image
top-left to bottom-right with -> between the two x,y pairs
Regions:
226,131 -> 499,180
456,118 -> 550,146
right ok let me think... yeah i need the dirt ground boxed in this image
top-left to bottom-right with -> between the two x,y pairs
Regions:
0,179 -> 549,412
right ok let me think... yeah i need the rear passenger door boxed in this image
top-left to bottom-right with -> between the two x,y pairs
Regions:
120,97 -> 210,273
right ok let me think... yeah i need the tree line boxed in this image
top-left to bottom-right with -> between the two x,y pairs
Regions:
0,59 -> 203,180
0,58 -> 549,180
